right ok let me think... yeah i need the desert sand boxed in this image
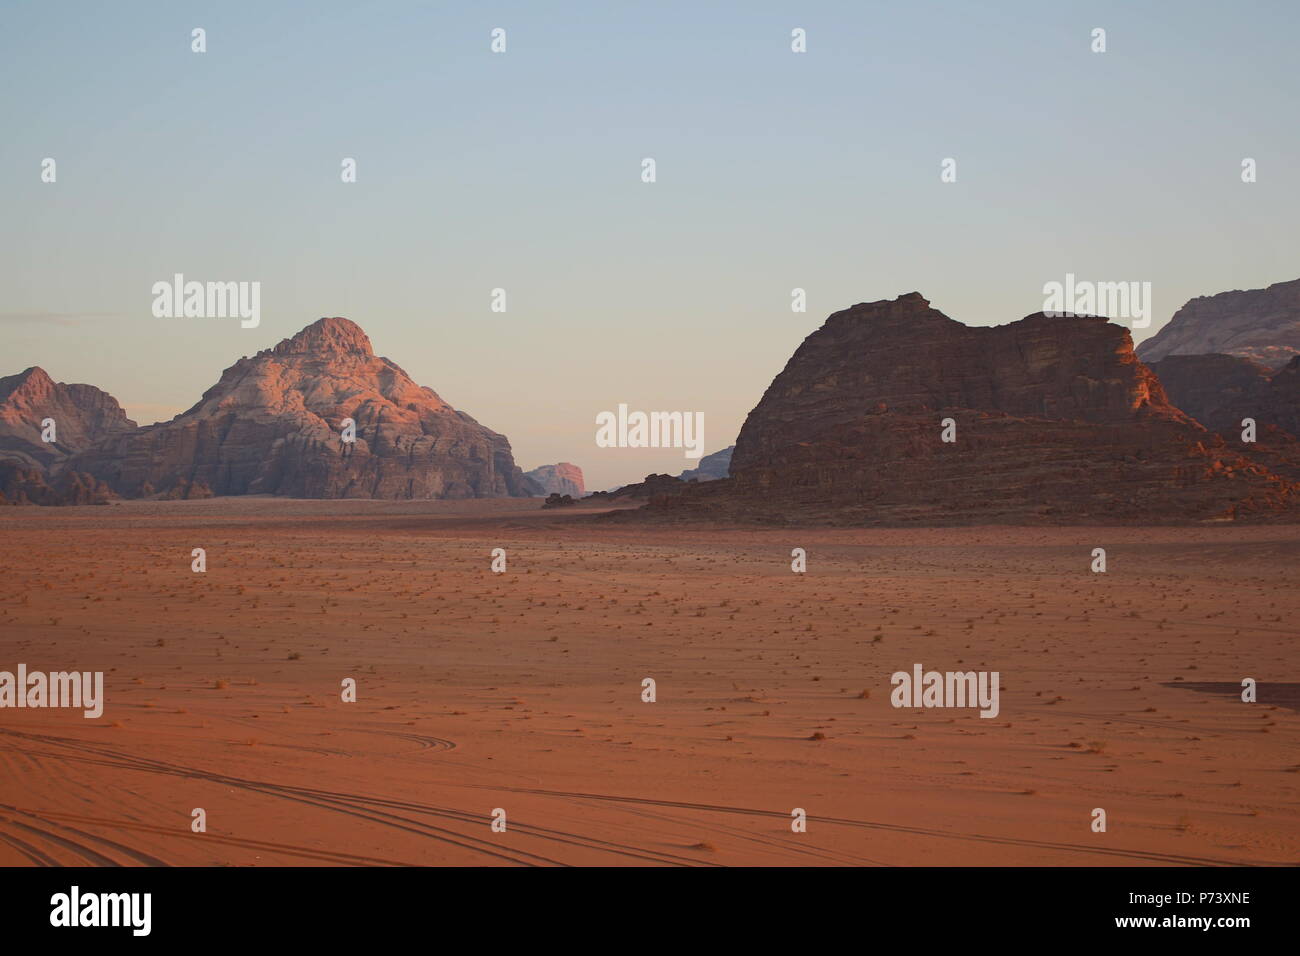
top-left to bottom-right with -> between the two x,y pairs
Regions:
0,497 -> 1296,866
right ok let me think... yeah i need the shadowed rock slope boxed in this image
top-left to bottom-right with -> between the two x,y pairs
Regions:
627,293 -> 1299,525
1148,353 -> 1300,482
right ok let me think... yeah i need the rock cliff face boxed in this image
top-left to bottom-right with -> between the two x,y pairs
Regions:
730,293 -> 1181,473
677,446 -> 733,482
524,462 -> 585,496
1136,277 -> 1300,370
0,367 -> 136,469
69,317 -> 539,499
1149,354 -> 1300,437
1148,353 -> 1300,482
634,293 -> 1300,524
1258,355 -> 1300,438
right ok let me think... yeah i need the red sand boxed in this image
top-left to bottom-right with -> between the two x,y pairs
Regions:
0,497 -> 1296,865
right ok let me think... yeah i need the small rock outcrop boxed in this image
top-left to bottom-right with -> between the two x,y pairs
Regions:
585,473 -> 687,503
524,462 -> 585,496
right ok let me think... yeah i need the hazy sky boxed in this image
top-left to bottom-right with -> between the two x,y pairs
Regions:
3,0 -> 1298,489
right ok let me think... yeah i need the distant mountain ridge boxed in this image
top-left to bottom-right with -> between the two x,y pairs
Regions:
48,317 -> 538,500
1137,277 -> 1300,370
525,462 -> 584,496
8,292 -> 1300,519
677,446 -> 732,482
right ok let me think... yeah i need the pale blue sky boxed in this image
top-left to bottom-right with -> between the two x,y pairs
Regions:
3,0 -> 1297,489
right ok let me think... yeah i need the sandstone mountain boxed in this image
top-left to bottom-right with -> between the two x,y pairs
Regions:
69,317 -> 540,499
630,293 -> 1299,525
677,445 -> 733,482
524,462 -> 585,496
1148,354 -> 1300,482
1136,277 -> 1300,370
1148,354 -> 1300,437
0,367 -> 136,469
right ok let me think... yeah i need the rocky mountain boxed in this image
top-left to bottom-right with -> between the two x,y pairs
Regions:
1148,354 -> 1300,436
68,317 -> 540,499
0,367 -> 136,469
524,462 -> 585,496
1148,354 -> 1300,481
677,445 -> 733,482
1136,277 -> 1300,370
628,293 -> 1300,524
